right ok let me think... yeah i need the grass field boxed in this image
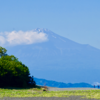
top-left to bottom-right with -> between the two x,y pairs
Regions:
0,87 -> 100,99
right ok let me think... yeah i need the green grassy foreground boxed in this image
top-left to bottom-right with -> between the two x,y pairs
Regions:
0,87 -> 100,99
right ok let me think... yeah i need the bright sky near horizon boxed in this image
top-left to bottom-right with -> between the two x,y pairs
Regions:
0,0 -> 100,49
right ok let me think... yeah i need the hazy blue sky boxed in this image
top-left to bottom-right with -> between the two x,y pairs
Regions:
0,0 -> 100,49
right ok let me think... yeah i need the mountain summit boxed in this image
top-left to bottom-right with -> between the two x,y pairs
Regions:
6,28 -> 100,84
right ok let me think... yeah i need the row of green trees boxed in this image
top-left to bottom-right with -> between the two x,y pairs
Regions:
0,46 -> 36,88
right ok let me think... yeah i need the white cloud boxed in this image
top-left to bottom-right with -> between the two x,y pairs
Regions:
93,82 -> 100,86
0,36 -> 6,46
0,30 -> 48,46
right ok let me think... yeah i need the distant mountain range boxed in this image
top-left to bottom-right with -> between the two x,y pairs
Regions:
34,77 -> 93,88
6,28 -> 100,84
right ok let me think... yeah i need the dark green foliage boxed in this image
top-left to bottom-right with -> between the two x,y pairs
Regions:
0,46 -> 7,58
0,46 -> 36,88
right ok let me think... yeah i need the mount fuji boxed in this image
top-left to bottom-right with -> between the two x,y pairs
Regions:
5,28 -> 100,84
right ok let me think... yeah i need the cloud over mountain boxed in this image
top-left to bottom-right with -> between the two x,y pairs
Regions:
0,30 -> 48,46
0,36 -> 6,45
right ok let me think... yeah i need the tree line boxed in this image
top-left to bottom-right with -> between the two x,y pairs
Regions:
0,46 -> 36,88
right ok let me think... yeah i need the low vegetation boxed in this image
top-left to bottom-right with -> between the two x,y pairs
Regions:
0,87 -> 100,99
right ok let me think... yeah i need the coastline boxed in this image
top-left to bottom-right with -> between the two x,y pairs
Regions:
47,87 -> 99,91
